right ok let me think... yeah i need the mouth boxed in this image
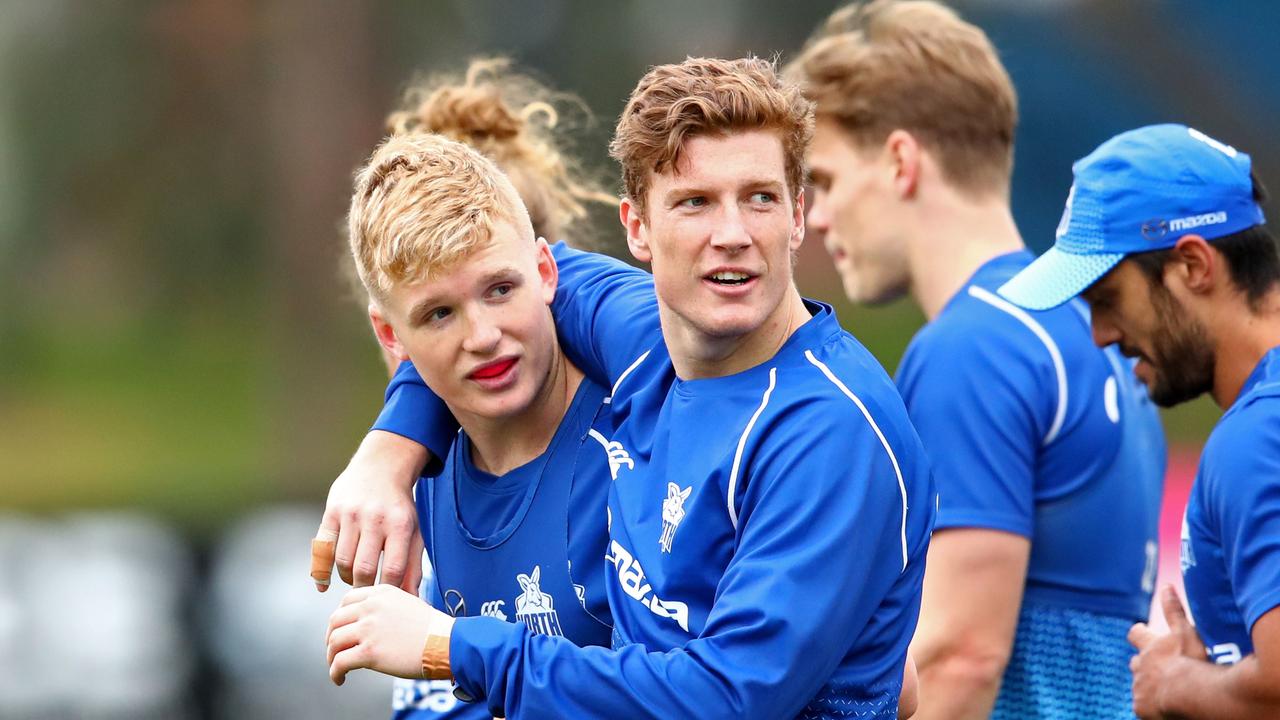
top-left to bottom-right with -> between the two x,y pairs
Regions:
702,268 -> 759,293
467,356 -> 519,386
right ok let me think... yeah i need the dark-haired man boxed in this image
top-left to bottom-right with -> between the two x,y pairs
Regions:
1000,123 -> 1280,719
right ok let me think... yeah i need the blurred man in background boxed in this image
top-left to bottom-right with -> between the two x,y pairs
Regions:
999,123 -> 1280,719
789,2 -> 1165,717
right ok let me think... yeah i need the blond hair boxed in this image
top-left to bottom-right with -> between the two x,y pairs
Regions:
348,133 -> 530,301
609,56 -> 814,218
789,0 -> 1017,195
386,57 -> 616,247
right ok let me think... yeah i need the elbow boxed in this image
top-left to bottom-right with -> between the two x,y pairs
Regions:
916,639 -> 1011,697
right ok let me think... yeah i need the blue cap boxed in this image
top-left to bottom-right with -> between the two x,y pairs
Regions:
998,124 -> 1265,310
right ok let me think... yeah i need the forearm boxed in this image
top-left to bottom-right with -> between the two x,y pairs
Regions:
449,618 -> 750,720
1158,656 -> 1280,719
912,642 -> 1006,720
355,429 -> 431,487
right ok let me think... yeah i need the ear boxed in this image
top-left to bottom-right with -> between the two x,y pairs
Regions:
531,566 -> 540,584
369,303 -> 409,363
789,189 -> 806,253
534,236 -> 559,305
668,481 -> 680,498
884,129 -> 921,200
1170,235 -> 1217,295
621,197 -> 652,264
680,486 -> 691,501
517,573 -> 530,590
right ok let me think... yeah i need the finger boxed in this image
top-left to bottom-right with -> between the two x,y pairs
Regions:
327,621 -> 362,667
311,529 -> 338,593
1128,622 -> 1155,649
379,510 -> 417,589
329,644 -> 366,686
1160,585 -> 1191,632
334,512 -> 361,586
399,529 -> 424,594
339,585 -> 375,608
1129,654 -> 1140,673
352,521 -> 386,588
326,603 -> 362,646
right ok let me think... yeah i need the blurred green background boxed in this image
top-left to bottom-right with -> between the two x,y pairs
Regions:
4,0 -> 1277,532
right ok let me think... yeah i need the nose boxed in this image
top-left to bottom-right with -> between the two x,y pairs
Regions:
806,190 -> 830,234
461,309 -> 502,355
1089,307 -> 1121,349
709,204 -> 752,253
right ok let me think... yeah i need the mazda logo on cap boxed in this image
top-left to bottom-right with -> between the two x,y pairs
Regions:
443,589 -> 466,617
1141,219 -> 1169,241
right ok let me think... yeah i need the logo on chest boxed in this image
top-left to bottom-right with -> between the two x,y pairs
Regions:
660,482 -> 693,554
514,565 -> 565,637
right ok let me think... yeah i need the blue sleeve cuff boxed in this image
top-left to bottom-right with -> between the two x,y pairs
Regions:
449,616 -> 524,710
1244,587 -> 1280,637
371,363 -> 458,476
934,508 -> 1033,538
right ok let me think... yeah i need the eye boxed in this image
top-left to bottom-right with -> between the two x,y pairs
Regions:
487,282 -> 516,300
749,191 -> 776,204
678,196 -> 708,209
427,306 -> 451,323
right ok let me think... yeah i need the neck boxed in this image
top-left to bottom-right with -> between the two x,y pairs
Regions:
906,188 -> 1025,320
1207,289 -> 1280,408
664,286 -> 811,380
464,347 -> 584,476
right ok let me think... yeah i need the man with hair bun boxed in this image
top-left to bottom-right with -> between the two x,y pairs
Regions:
326,56 -> 934,719
999,124 -> 1280,719
789,2 -> 1165,718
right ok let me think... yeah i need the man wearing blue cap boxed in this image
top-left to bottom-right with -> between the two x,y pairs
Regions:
791,3 -> 1166,718
1000,123 -> 1280,718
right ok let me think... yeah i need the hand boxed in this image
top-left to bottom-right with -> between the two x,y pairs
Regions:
1128,585 -> 1207,719
326,584 -> 455,685
312,430 -> 430,592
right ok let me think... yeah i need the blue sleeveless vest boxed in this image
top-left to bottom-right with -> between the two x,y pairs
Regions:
422,379 -> 612,647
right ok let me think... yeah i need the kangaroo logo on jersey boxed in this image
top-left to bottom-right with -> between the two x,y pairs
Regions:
514,565 -> 564,637
589,428 -> 635,479
479,600 -> 508,622
659,482 -> 693,553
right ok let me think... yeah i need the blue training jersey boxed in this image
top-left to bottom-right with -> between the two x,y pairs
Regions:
406,245 -> 937,719
896,251 -> 1166,718
1182,345 -> 1280,665
376,370 -> 617,719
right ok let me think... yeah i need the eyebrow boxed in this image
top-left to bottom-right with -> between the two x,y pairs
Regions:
406,265 -> 522,325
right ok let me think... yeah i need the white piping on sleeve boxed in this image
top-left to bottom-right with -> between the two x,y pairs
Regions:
605,350 -> 651,405
967,285 -> 1069,446
805,350 -> 909,572
727,367 -> 777,530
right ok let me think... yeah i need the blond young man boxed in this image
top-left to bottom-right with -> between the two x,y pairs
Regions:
334,133 -> 631,718
325,57 -> 934,719
789,2 -> 1166,718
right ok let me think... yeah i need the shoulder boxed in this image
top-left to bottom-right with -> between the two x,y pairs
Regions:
773,330 -> 919,449
1204,394 -> 1280,484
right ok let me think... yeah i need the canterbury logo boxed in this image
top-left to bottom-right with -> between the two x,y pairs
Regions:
479,600 -> 508,622
659,482 -> 692,554
589,429 -> 635,480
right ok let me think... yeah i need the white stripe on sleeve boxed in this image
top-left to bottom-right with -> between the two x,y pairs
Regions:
805,350 -> 910,572
727,367 -> 777,529
968,285 -> 1069,446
